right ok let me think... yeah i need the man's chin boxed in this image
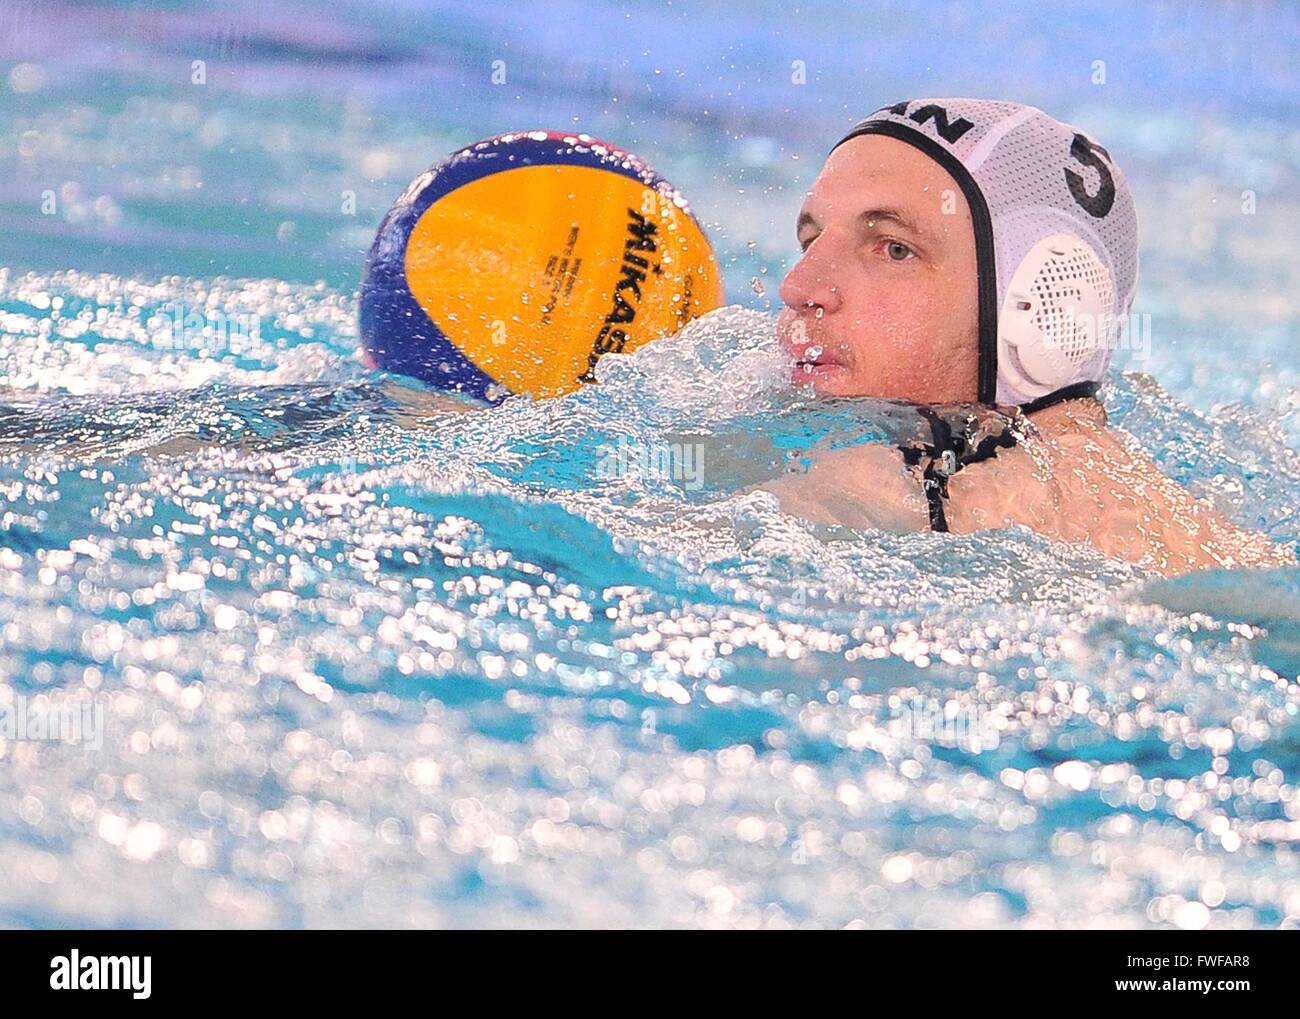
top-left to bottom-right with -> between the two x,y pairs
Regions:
791,362 -> 855,397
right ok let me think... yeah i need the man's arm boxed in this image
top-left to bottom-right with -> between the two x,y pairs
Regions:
760,443 -> 931,532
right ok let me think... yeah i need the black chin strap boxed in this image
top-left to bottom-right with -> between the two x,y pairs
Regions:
1017,380 -> 1100,416
898,382 -> 1102,533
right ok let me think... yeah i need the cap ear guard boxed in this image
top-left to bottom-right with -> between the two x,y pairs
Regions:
997,233 -> 1115,400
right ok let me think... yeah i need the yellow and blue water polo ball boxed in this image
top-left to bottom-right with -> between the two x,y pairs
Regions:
359,131 -> 726,402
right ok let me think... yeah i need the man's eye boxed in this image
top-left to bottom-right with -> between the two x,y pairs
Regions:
798,234 -> 817,252
885,240 -> 914,261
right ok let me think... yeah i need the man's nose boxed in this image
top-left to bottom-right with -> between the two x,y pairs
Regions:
779,240 -> 843,316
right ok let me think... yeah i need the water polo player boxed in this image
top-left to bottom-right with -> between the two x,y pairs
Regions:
765,98 -> 1293,575
358,117 -> 1290,576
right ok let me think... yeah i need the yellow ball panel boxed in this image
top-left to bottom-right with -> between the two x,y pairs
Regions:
403,163 -> 724,398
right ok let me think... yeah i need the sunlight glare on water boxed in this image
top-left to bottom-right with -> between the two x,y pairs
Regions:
2,273 -> 1299,928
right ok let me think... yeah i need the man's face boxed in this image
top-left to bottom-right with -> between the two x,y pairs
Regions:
778,134 -> 981,403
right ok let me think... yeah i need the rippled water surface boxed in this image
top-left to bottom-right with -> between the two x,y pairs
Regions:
2,1 -> 1300,928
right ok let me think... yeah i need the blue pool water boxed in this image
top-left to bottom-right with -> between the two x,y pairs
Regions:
1,0 -> 1300,928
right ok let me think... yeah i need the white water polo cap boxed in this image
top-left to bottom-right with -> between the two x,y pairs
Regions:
833,99 -> 1139,407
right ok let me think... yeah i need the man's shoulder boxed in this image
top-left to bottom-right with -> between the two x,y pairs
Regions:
942,436 -> 1053,533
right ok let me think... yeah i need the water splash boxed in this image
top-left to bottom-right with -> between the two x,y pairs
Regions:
1,268 -> 1298,928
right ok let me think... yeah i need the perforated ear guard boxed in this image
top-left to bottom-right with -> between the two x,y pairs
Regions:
997,234 -> 1115,400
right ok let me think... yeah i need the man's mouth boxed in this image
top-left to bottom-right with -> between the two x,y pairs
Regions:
790,345 -> 844,377
777,317 -> 846,382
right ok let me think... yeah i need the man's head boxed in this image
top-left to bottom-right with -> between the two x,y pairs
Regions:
779,99 -> 1139,408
